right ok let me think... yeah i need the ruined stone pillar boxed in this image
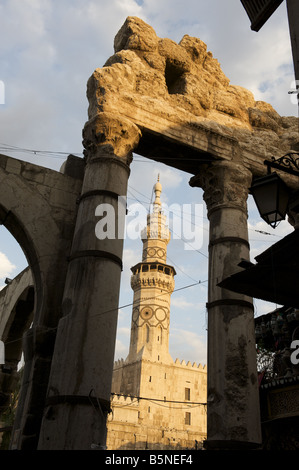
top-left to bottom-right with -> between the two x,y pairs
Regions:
37,113 -> 141,450
190,160 -> 262,449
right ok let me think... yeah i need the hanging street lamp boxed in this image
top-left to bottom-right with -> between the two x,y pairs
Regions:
249,151 -> 299,228
250,172 -> 290,228
240,1 -> 299,227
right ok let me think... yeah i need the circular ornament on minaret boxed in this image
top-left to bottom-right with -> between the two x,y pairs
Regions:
157,248 -> 166,258
132,307 -> 140,326
132,307 -> 139,322
140,306 -> 153,320
147,248 -> 157,258
155,307 -> 167,322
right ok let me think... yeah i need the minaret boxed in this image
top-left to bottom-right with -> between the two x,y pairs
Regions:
127,176 -> 176,364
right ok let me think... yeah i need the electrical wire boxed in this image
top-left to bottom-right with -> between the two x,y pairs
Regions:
166,254 -> 200,284
0,142 -> 83,159
2,280 -> 204,347
0,141 -> 285,240
146,399 -> 205,410
128,184 -> 283,240
111,392 -> 207,408
127,187 -> 209,260
93,280 -> 204,318
0,142 -> 286,349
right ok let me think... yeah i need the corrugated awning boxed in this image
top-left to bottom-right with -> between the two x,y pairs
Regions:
240,0 -> 284,31
218,229 -> 299,308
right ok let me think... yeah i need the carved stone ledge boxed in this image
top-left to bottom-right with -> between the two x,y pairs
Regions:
130,274 -> 175,292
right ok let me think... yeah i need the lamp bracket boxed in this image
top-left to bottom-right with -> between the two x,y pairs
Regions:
264,151 -> 299,177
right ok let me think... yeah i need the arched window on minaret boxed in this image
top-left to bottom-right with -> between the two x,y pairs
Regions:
158,326 -> 162,345
146,324 -> 150,343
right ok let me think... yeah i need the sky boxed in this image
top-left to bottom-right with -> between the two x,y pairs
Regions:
0,0 -> 297,366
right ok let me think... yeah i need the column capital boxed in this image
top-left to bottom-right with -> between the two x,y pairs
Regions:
190,160 -> 252,216
82,112 -> 141,164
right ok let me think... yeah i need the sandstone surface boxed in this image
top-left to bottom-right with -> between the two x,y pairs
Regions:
86,16 -> 298,173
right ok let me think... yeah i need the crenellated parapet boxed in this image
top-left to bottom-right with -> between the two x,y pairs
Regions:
110,394 -> 138,405
174,358 -> 207,371
113,358 -> 126,369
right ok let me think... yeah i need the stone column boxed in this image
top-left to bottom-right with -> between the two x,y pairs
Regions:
37,113 -> 141,450
190,160 -> 261,449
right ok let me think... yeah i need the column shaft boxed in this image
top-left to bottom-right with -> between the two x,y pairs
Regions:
190,161 -> 261,449
38,114 -> 141,449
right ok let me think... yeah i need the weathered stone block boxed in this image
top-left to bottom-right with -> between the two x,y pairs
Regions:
87,16 -> 298,177
22,167 -> 44,184
5,158 -> 21,175
114,16 -> 158,53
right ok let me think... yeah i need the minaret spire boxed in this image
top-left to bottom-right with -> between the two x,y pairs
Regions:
153,174 -> 162,209
127,177 -> 176,364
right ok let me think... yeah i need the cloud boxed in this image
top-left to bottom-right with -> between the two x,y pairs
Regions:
0,0 -> 295,175
114,338 -> 129,360
137,0 -> 294,116
0,251 -> 16,289
0,0 -> 295,369
0,0 -> 146,169
254,298 -> 279,317
171,297 -> 195,309
169,328 -> 207,365
120,247 -> 140,288
248,218 -> 293,239
248,209 -> 294,262
129,159 -> 183,206
117,326 -> 131,337
157,167 -> 183,190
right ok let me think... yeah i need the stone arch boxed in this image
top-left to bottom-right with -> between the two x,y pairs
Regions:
0,173 -> 59,448
0,155 -> 82,449
0,269 -> 34,363
0,179 -> 60,328
0,269 -> 34,421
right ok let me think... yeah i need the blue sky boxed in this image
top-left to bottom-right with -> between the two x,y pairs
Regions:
0,0 -> 297,365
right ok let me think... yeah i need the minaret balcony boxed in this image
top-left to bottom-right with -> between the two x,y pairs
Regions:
130,262 -> 176,291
